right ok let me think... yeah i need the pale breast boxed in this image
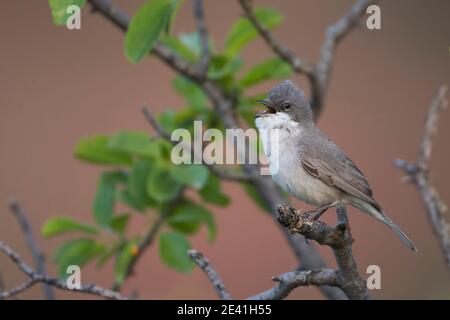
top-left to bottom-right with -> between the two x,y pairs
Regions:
264,129 -> 340,206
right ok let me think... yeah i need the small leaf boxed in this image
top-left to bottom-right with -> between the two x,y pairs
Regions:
75,135 -> 132,166
124,159 -> 157,210
146,166 -> 182,202
125,0 -> 178,63
93,172 -> 127,226
159,232 -> 194,272
42,217 -> 98,237
170,164 -> 209,189
96,243 -> 120,267
208,55 -> 243,80
53,238 -> 104,277
48,0 -> 85,25
199,174 -> 230,207
225,7 -> 283,56
114,239 -> 140,285
239,58 -> 293,88
108,131 -> 160,158
160,36 -> 197,63
168,200 -> 217,242
109,214 -> 131,235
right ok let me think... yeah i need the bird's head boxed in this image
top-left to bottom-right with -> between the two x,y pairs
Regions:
255,80 -> 313,129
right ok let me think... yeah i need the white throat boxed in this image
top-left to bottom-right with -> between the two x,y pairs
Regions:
255,113 -> 301,175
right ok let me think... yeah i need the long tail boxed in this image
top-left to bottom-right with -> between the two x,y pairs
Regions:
351,198 -> 418,252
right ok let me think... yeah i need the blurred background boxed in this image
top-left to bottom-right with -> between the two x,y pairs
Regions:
1,0 -> 449,299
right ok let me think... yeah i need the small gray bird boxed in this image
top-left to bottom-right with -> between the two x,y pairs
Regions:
255,80 -> 417,252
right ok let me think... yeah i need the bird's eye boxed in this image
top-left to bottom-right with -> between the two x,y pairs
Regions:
282,102 -> 291,111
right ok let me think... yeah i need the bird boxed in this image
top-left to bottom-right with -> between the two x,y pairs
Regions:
254,80 -> 417,252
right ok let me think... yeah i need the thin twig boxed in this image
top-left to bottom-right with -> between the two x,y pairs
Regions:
314,0 -> 378,118
395,86 -> 449,270
0,241 -> 128,300
248,269 -> 339,300
0,280 -> 38,300
277,204 -> 370,300
8,199 -> 55,299
142,106 -> 252,182
188,250 -> 232,300
192,0 -> 210,76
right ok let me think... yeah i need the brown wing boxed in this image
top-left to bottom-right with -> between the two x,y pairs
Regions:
301,155 -> 382,211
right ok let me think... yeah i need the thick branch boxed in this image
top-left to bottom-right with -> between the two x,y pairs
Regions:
395,86 -> 449,270
248,269 -> 339,300
192,0 -> 210,75
0,241 -> 127,300
277,204 -> 370,300
188,250 -> 232,300
8,199 -> 55,299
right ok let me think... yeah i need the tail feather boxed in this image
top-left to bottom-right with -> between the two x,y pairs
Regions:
350,198 -> 418,252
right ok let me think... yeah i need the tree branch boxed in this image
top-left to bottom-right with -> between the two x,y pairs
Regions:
8,199 -> 55,299
395,86 -> 449,270
188,250 -> 232,300
277,204 -> 370,300
88,0 -> 205,82
248,269 -> 339,300
237,0 -> 315,76
0,241 -> 128,300
314,0 -> 378,118
192,0 -> 210,76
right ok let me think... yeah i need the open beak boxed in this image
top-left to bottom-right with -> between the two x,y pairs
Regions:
255,99 -> 274,118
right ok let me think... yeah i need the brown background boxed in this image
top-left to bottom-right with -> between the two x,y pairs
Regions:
1,0 -> 450,299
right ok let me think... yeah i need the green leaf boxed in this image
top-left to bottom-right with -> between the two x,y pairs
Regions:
114,239 -> 139,285
108,131 -> 160,158
168,201 -> 217,242
146,166 -> 182,202
179,32 -> 202,56
199,174 -> 230,207
53,238 -> 104,277
173,77 -> 207,110
42,217 -> 98,237
125,0 -> 178,63
109,214 -> 131,235
243,183 -> 272,214
48,0 -> 85,25
239,58 -> 293,88
225,7 -> 283,56
75,135 -> 132,166
160,36 -> 197,63
170,164 -> 209,189
165,0 -> 184,34
208,55 -> 243,80
93,172 -> 127,226
124,159 -> 157,210
159,232 -> 194,272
